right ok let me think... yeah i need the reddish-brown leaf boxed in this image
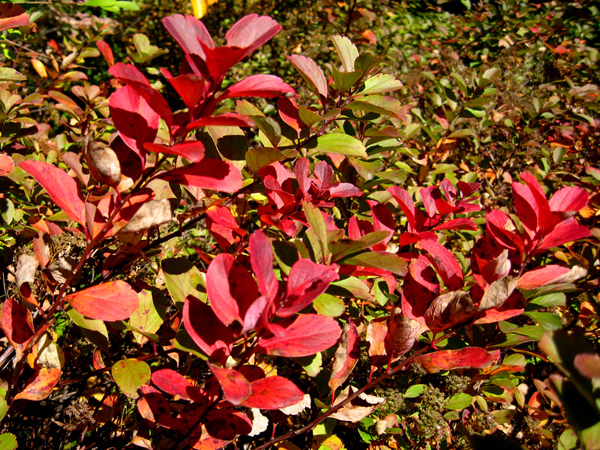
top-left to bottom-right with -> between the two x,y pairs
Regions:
242,376 -> 304,410
424,291 -> 475,332
209,364 -> 251,406
140,385 -> 179,429
96,39 -> 114,67
18,160 -> 86,225
188,409 -> 252,450
329,321 -> 360,394
415,347 -> 494,373
183,296 -> 232,364
366,317 -> 388,369
160,159 -> 243,193
0,298 -> 34,353
286,55 -> 328,100
0,153 -> 14,176
258,314 -> 341,357
0,3 -> 29,32
14,368 -> 61,401
385,307 -> 422,362
64,281 -> 139,321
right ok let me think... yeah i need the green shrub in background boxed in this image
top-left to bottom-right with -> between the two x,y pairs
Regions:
0,1 -> 598,449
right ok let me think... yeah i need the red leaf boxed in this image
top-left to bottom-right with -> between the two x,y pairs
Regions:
549,186 -> 589,214
140,385 -> 179,429
96,40 -> 114,67
160,159 -> 242,193
185,113 -> 254,132
189,409 -> 252,450
64,281 -> 139,321
161,69 -> 207,109
144,141 -> 206,163
183,297 -> 232,364
0,298 -> 34,353
208,364 -> 251,406
19,160 -> 86,225
206,205 -> 246,249
110,63 -> 173,127
366,318 -> 388,370
109,85 -> 159,156
0,153 -> 14,175
329,321 -> 361,394
286,55 -> 328,99
226,14 -> 281,59
242,376 -> 304,410
486,209 -> 525,254
259,314 -> 341,357
152,369 -> 201,402
219,75 -> 295,101
162,14 -> 214,58
415,347 -> 494,373
388,186 -> 416,231
249,230 -> 279,300
206,253 -> 258,327
517,265 -> 587,290
417,239 -> 463,290
368,201 -> 394,246
537,218 -> 591,252
279,260 -> 339,317
14,368 -> 61,401
401,258 -> 440,319
278,97 -> 304,132
433,218 -> 478,231
0,3 -> 29,32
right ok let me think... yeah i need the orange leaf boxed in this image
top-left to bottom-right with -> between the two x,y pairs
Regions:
64,281 -> 139,321
14,368 -> 61,401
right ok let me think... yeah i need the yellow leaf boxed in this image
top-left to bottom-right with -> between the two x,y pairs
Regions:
31,59 -> 47,78
191,0 -> 208,19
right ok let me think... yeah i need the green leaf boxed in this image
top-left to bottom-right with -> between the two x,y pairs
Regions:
206,125 -> 248,161
404,384 -> 425,398
66,307 -> 109,352
523,312 -> 562,331
298,106 -> 324,127
246,147 -> 287,173
331,35 -> 359,72
162,258 -> 205,310
83,0 -> 116,6
354,53 -> 383,74
343,251 -> 408,276
448,129 -> 476,138
346,95 -> 406,119
304,201 -> 328,259
129,288 -> 168,345
292,352 -> 323,378
0,68 -> 26,82
0,199 -> 14,225
446,393 -> 473,410
314,293 -> 345,318
331,66 -> 363,93
479,67 -> 501,88
361,74 -> 403,95
329,276 -> 372,301
111,359 -> 151,399
348,158 -> 383,181
528,292 -> 566,309
329,231 -> 389,261
250,116 -> 281,148
308,134 -> 367,159
0,398 -> 7,423
272,240 -> 300,276
0,433 -> 17,450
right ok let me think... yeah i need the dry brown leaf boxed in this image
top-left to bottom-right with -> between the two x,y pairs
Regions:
329,386 -> 385,422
